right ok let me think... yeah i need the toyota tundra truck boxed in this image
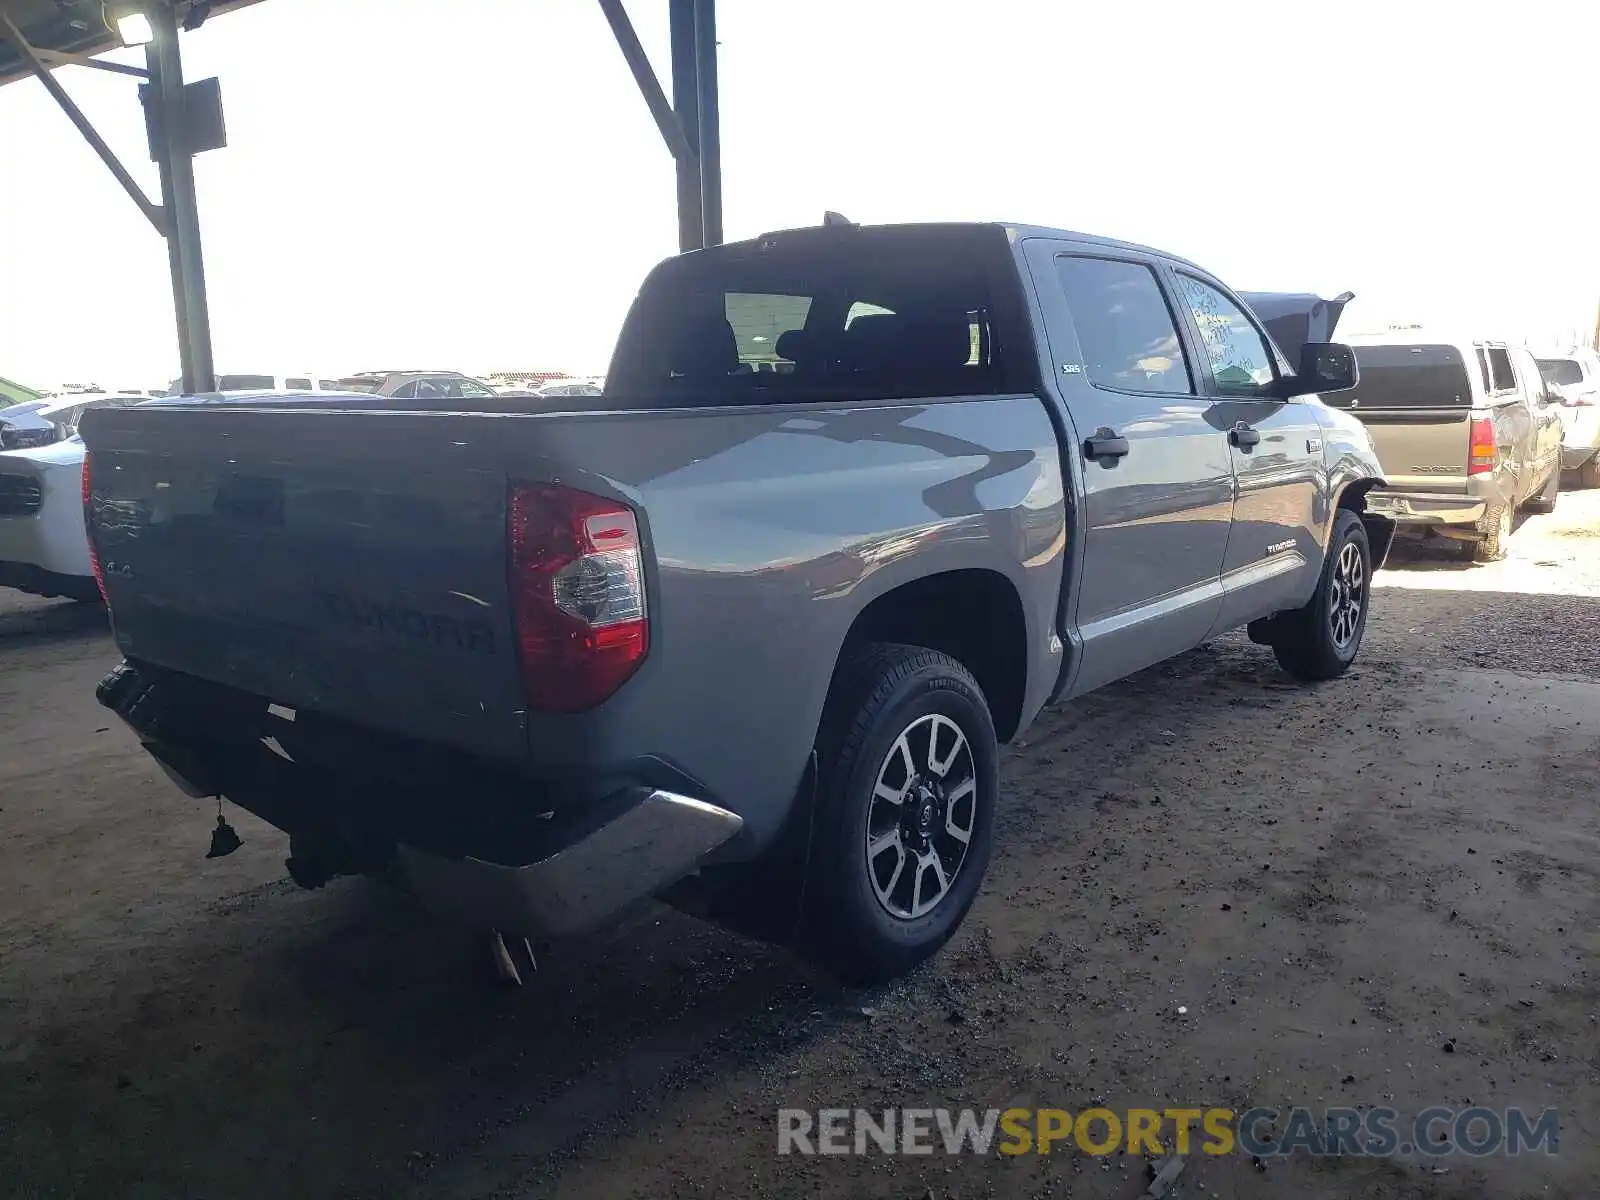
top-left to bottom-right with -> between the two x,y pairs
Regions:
82,221 -> 1389,982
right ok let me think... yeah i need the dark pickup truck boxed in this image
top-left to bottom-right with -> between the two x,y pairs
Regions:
83,222 -> 1390,982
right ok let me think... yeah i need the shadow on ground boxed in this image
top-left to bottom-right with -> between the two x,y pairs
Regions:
4,591 -> 1600,1200
0,597 -> 108,646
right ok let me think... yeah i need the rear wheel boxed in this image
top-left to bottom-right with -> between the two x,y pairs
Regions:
799,643 -> 997,984
1473,502 -> 1512,562
1270,510 -> 1371,682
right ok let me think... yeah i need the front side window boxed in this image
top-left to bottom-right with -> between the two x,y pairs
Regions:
1054,256 -> 1192,395
457,378 -> 497,398
1176,275 -> 1276,397
285,377 -> 312,390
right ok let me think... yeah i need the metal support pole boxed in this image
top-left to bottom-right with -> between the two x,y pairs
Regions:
0,10 -> 164,232
668,0 -> 703,252
145,3 -> 215,393
596,0 -> 696,166
693,0 -> 721,247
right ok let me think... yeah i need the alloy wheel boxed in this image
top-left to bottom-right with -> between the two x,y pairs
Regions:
864,713 -> 979,920
1328,540 -> 1366,648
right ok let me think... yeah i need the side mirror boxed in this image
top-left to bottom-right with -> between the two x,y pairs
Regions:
1282,342 -> 1358,397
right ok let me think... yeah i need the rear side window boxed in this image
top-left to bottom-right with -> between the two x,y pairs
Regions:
1331,344 -> 1472,409
1536,358 -> 1583,387
285,377 -> 312,390
605,228 -> 1022,405
318,379 -> 340,390
1054,256 -> 1192,395
1486,347 -> 1517,394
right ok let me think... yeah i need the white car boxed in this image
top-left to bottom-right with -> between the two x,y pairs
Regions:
1535,350 -> 1600,488
0,391 -> 144,451
533,377 -> 604,399
0,434 -> 98,601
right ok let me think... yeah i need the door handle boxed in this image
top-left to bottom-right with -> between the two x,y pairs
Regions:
1229,423 -> 1261,450
1083,427 -> 1130,463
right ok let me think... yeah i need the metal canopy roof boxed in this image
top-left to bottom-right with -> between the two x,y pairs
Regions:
0,0 -> 260,85
3,0 -> 722,395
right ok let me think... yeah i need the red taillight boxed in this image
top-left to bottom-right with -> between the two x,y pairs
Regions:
1467,417 -> 1497,476
1562,395 -> 1594,408
508,483 -> 648,712
81,453 -> 107,601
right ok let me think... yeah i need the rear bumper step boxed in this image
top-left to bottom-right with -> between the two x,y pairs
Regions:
396,790 -> 743,937
98,661 -> 743,938
1367,491 -> 1486,527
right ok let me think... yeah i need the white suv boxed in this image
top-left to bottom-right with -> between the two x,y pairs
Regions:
1536,350 -> 1600,488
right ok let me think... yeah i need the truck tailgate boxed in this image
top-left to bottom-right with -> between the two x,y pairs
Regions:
84,405 -> 533,761
1348,407 -> 1471,493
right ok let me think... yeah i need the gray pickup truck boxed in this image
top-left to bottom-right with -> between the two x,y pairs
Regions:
83,222 -> 1390,982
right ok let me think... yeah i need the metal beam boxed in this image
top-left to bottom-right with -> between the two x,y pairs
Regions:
146,3 -> 214,393
668,0 -> 703,252
34,47 -> 151,79
693,0 -> 721,247
0,10 -> 165,233
596,0 -> 695,166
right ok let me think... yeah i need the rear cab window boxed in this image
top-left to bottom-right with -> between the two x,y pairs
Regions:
604,226 -> 1029,406
1334,344 -> 1473,409
216,374 -> 276,391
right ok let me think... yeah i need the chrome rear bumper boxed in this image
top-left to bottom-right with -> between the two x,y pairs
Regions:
1367,491 -> 1486,528
396,789 -> 743,937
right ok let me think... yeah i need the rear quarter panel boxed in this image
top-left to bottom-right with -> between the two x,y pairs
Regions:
560,395 -> 1068,851
86,397 -> 1068,857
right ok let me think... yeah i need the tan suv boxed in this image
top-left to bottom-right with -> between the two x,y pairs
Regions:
1332,336 -> 1563,561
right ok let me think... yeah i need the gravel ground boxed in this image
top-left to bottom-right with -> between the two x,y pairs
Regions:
2,491 -> 1597,1200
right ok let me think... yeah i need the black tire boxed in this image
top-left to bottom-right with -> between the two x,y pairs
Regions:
1524,465 -> 1559,514
1271,510 -> 1371,682
1473,502 -> 1511,563
798,642 -> 998,984
1578,456 -> 1600,491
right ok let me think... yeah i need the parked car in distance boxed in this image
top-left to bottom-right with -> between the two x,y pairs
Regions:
1535,349 -> 1600,489
534,377 -> 604,399
0,434 -> 98,601
1336,336 -> 1563,561
333,370 -> 500,399
166,373 -> 346,395
84,220 -> 1390,983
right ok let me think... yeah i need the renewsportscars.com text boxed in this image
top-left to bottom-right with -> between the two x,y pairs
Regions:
777,1106 -> 1560,1158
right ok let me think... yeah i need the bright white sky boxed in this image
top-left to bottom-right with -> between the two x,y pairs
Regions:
2,0 -> 1596,389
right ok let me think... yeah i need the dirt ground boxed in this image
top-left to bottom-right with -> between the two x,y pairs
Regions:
3,494 -> 1598,1200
